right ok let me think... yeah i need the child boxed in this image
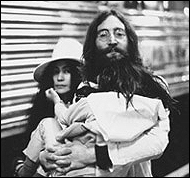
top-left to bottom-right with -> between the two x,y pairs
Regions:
22,86 -> 168,177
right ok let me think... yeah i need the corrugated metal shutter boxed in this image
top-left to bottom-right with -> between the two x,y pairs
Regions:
121,9 -> 189,97
1,2 -> 189,138
1,1 -> 98,138
130,10 -> 189,97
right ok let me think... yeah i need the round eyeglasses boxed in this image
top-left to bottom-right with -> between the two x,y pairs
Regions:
97,28 -> 126,42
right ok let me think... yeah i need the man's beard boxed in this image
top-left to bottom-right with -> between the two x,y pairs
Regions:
94,46 -> 136,93
95,46 -> 129,64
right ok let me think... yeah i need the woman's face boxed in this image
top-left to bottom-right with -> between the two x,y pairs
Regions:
52,60 -> 71,95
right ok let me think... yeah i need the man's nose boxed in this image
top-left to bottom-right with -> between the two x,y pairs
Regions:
108,33 -> 118,47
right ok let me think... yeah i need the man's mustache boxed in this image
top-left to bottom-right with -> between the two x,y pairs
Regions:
98,46 -> 129,58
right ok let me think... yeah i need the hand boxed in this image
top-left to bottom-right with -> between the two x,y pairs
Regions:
39,146 -> 71,173
55,139 -> 96,174
45,88 -> 61,104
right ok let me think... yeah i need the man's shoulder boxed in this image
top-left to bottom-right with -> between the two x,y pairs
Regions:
77,81 -> 98,90
74,81 -> 99,102
154,75 -> 169,93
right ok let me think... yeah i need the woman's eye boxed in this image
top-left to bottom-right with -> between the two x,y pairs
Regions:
53,68 -> 59,74
63,69 -> 70,74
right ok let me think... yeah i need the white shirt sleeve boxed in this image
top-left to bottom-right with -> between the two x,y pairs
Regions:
107,109 -> 170,165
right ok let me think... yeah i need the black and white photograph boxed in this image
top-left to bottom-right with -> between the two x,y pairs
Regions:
1,1 -> 189,177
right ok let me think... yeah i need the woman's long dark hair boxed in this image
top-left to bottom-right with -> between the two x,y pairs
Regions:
82,9 -> 177,112
25,59 -> 82,142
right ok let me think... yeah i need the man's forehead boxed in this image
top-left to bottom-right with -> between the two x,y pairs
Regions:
97,15 -> 125,31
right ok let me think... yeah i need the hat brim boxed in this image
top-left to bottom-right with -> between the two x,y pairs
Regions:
33,57 -> 82,82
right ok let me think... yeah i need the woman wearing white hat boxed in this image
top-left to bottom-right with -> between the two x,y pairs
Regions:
14,38 -> 84,177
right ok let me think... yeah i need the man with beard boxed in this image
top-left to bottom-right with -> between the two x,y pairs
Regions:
39,9 -> 176,177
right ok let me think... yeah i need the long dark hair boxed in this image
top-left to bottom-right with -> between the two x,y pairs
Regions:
83,9 -> 141,83
82,9 -> 177,112
25,59 -> 82,141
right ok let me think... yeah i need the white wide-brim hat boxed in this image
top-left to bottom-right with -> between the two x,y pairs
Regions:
33,38 -> 83,82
